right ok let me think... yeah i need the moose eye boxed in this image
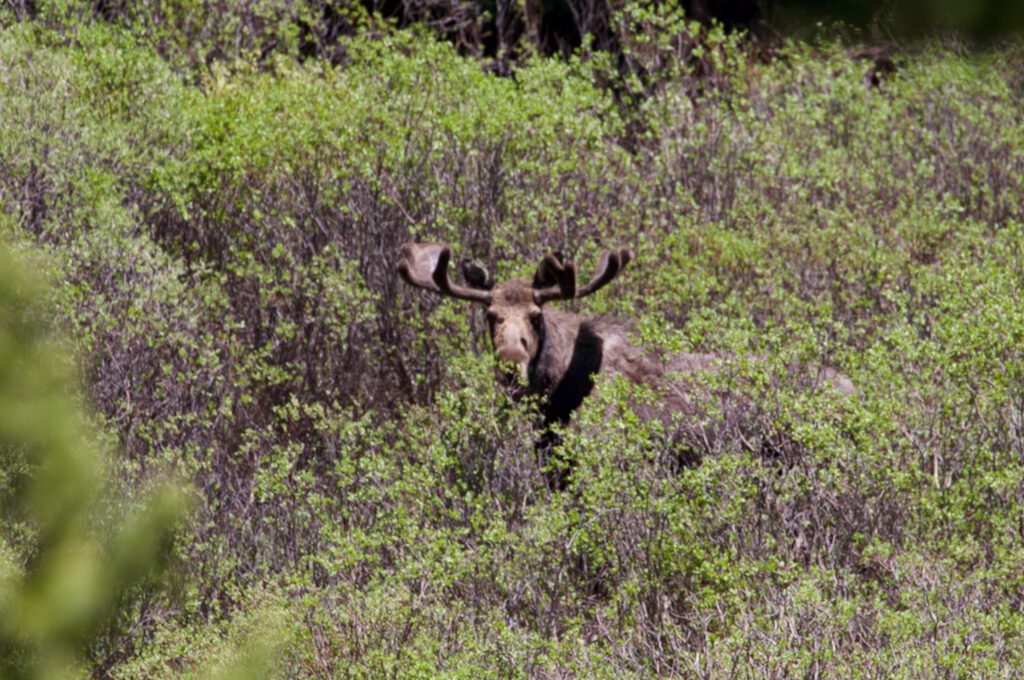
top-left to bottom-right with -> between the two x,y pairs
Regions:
529,311 -> 543,329
485,311 -> 499,326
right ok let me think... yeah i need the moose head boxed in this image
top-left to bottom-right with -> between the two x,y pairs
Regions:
396,242 -> 632,383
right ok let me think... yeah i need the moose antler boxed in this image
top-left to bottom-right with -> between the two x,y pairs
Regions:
396,242 -> 493,303
576,247 -> 632,297
533,252 -> 576,303
533,248 -> 632,304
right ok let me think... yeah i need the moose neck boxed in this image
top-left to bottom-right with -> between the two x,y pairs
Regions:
527,310 -> 605,424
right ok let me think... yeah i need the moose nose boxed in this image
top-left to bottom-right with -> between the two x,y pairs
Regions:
497,345 -> 529,366
496,338 -> 530,382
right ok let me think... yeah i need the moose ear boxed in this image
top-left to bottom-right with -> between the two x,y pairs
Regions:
532,250 -> 566,289
460,258 -> 494,290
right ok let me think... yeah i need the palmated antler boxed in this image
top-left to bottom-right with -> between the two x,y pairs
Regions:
533,252 -> 576,303
532,247 -> 632,304
396,242 -> 492,303
577,248 -> 632,297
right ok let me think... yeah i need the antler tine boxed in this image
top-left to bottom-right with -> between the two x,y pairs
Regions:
431,246 -> 493,303
533,252 -> 576,304
396,242 -> 492,303
396,244 -> 424,287
576,248 -> 633,298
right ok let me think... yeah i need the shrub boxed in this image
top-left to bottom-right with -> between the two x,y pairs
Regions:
2,14 -> 1024,676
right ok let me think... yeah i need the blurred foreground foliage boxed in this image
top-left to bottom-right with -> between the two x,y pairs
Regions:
1,4 -> 1024,677
0,243 -> 182,678
0,244 -> 290,678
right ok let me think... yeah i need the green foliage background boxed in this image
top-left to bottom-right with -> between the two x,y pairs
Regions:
1,2 -> 1024,676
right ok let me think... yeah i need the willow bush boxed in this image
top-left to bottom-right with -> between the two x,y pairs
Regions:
1,9 -> 1023,677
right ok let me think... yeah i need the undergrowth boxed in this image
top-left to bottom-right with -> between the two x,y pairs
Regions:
1,7 -> 1023,677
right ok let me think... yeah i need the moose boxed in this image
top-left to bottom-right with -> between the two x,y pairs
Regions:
396,242 -> 854,465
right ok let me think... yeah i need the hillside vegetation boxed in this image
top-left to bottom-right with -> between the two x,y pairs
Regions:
2,2 -> 1024,676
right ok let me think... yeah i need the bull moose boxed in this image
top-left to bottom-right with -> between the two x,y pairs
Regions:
396,242 -> 853,465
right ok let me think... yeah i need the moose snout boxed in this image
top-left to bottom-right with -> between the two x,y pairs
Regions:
497,345 -> 529,365
496,344 -> 530,382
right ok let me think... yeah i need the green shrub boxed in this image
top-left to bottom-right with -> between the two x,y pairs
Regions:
3,14 -> 1024,677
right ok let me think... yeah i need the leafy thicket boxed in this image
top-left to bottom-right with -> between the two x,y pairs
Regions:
1,5 -> 1024,677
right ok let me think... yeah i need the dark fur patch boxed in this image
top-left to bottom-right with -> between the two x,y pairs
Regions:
544,322 -> 603,425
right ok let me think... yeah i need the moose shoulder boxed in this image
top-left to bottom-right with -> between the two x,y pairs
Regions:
395,242 -> 720,430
